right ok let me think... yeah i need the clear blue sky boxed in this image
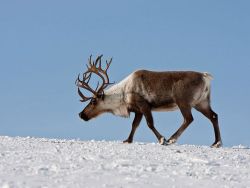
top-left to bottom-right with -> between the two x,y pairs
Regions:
1,1 -> 249,147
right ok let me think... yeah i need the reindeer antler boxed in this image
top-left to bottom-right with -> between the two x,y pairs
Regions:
76,55 -> 113,102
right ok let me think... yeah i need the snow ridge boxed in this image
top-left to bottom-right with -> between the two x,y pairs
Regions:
0,136 -> 249,188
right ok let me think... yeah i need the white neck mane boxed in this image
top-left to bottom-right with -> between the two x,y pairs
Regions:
102,76 -> 130,117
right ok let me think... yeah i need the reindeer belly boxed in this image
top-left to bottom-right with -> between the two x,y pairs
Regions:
150,98 -> 179,112
152,103 -> 179,112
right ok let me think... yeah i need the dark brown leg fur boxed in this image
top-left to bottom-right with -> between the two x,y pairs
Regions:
195,103 -> 222,148
123,113 -> 143,143
167,105 -> 193,144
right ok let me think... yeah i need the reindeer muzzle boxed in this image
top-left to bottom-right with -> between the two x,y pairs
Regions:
79,112 -> 90,121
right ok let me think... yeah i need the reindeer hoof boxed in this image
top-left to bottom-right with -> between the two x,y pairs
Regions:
166,138 -> 177,145
123,139 -> 132,144
211,141 -> 222,148
159,137 -> 168,145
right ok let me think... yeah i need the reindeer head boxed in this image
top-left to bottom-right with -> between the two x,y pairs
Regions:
76,55 -> 113,121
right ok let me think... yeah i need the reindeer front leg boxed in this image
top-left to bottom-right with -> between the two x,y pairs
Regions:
140,103 -> 168,145
123,113 -> 143,143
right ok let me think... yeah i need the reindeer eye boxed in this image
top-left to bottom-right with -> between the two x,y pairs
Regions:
91,99 -> 97,105
97,93 -> 104,100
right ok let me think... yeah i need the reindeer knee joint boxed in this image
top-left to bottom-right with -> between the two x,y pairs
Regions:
212,113 -> 218,120
185,116 -> 193,124
147,123 -> 154,130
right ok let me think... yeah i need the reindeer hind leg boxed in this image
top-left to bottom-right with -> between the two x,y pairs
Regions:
195,101 -> 222,148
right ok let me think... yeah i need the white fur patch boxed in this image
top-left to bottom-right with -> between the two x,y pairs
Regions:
113,105 -> 130,117
193,72 -> 212,105
200,73 -> 211,101
203,72 -> 213,80
102,75 -> 132,118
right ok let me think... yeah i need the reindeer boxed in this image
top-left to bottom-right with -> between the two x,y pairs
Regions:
76,55 -> 222,148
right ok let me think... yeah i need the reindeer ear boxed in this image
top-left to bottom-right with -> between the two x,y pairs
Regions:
101,94 -> 105,100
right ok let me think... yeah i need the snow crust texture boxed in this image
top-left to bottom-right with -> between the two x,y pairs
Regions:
0,136 -> 249,188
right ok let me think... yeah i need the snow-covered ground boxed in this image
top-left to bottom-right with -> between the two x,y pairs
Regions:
0,136 -> 249,188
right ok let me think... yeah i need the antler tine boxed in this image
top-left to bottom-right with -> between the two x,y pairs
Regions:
78,81 -> 96,94
77,87 -> 92,102
98,55 -> 102,69
95,57 -> 113,93
76,74 -> 93,102
105,57 -> 112,72
76,72 -> 98,95
86,73 -> 92,84
76,74 -> 91,87
75,74 -> 81,85
95,54 -> 103,66
87,54 -> 94,69
89,55 -> 92,64
82,72 -> 92,84
95,81 -> 100,92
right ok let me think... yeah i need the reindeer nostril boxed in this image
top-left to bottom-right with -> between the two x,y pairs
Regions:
79,112 -> 90,121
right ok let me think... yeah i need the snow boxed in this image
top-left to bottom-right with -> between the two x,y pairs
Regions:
0,136 -> 249,188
